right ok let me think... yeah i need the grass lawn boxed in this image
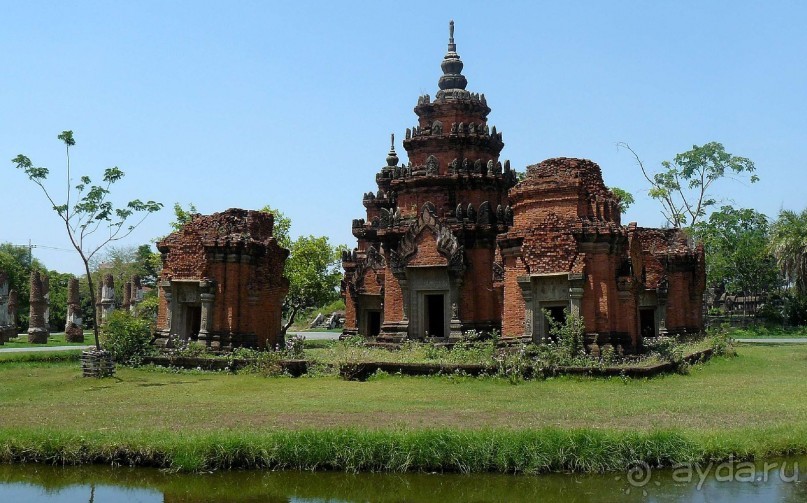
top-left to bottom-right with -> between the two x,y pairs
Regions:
1,344 -> 805,472
3,331 -> 93,348
0,345 -> 803,432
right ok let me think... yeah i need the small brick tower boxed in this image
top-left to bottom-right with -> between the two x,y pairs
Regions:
155,208 -> 290,350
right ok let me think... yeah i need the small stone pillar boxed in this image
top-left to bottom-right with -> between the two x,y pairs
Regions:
65,277 -> 84,343
197,279 -> 216,347
42,274 -> 50,333
7,289 -> 18,341
122,282 -> 132,311
130,275 -> 142,313
100,274 -> 115,325
0,272 -> 9,343
27,271 -> 48,343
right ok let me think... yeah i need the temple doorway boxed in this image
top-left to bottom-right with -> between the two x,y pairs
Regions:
184,305 -> 202,340
425,294 -> 445,338
367,311 -> 382,337
640,308 -> 656,338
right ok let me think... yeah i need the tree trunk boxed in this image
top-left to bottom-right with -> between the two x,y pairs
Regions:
83,259 -> 101,350
281,305 -> 299,335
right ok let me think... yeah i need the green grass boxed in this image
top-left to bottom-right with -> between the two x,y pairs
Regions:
729,325 -> 807,338
3,331 -> 93,347
0,345 -> 805,473
0,350 -> 82,363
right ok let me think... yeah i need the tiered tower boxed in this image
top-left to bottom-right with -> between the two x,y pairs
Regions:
343,22 -> 517,340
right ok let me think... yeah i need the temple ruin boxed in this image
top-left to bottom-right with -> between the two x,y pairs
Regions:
342,22 -> 705,352
65,277 -> 84,343
27,270 -> 48,343
155,208 -> 289,350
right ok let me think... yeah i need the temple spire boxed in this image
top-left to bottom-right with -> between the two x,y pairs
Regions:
386,132 -> 399,166
438,20 -> 467,91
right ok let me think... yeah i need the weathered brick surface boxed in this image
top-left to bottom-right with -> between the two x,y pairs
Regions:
156,208 -> 289,349
342,33 -> 704,348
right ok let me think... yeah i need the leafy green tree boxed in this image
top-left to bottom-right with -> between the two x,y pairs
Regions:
258,205 -> 342,334
609,187 -> 635,213
281,235 -> 343,334
260,205 -> 292,249
0,243 -> 46,330
619,142 -> 757,228
169,202 -> 198,232
769,208 -> 807,296
12,130 -> 162,350
693,206 -> 778,314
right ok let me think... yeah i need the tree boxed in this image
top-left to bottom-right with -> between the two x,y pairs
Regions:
609,187 -> 635,213
258,205 -> 342,334
169,202 -> 198,232
769,208 -> 807,296
619,142 -> 757,228
0,243 -> 46,330
281,235 -> 343,334
693,206 -> 778,314
13,130 -> 162,350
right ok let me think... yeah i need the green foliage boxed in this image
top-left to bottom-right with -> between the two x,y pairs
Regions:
0,243 -> 45,330
100,310 -> 155,365
707,326 -> 736,357
545,309 -> 585,360
609,186 -> 635,213
282,235 -> 343,333
769,208 -> 807,296
169,202 -> 197,232
259,205 -> 292,249
620,141 -> 757,228
12,130 -> 163,350
693,206 -> 779,301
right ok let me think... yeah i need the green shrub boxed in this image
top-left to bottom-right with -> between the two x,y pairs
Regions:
100,311 -> 155,365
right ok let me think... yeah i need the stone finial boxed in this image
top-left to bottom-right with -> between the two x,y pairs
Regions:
438,20 -> 467,91
386,133 -> 399,166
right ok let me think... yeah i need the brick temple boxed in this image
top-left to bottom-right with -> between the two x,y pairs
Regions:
342,22 -> 705,352
155,208 -> 289,350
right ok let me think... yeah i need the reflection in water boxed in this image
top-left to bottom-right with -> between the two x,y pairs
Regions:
0,458 -> 804,503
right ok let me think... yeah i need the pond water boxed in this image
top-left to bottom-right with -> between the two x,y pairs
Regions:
0,457 -> 804,502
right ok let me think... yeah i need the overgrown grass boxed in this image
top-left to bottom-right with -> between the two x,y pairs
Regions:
2,427 -> 805,474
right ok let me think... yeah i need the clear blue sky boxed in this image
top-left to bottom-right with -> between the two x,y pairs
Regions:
2,1 -> 805,274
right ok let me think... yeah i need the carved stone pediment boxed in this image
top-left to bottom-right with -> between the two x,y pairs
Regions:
389,203 -> 465,276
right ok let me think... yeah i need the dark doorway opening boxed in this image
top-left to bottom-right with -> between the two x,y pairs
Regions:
185,305 -> 202,340
367,311 -> 381,337
425,294 -> 445,338
640,308 -> 656,338
545,306 -> 567,341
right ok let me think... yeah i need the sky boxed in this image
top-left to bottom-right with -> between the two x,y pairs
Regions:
2,1 -> 805,274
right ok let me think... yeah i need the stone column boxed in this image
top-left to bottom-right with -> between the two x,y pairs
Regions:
198,290 -> 215,347
449,276 -> 463,339
7,289 -> 18,341
42,274 -> 50,333
517,276 -> 535,341
568,273 -> 585,318
130,275 -> 142,312
65,277 -> 84,343
122,282 -> 132,311
0,272 -> 8,343
27,271 -> 48,343
100,274 -> 115,325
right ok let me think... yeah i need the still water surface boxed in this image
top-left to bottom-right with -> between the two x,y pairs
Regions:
1,457 -> 805,502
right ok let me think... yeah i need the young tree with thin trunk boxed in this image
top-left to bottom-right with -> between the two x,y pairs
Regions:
13,130 -> 162,350
618,142 -> 757,228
